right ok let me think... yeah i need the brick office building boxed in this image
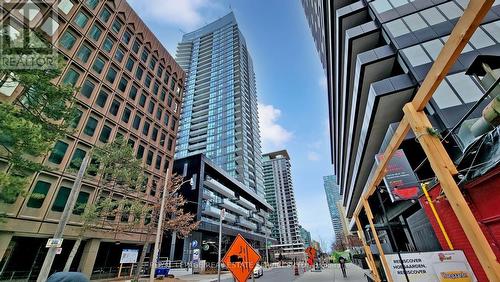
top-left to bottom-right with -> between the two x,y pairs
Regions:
0,0 -> 184,279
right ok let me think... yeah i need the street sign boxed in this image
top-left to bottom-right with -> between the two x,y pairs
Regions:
45,238 -> 63,248
222,234 -> 261,282
192,248 -> 200,262
191,240 -> 198,248
120,249 -> 139,264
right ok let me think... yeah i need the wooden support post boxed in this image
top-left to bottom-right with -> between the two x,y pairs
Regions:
363,200 -> 393,282
355,215 -> 381,282
403,103 -> 500,281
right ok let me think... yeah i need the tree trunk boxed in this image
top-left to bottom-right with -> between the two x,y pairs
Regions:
134,241 -> 149,281
63,237 -> 82,272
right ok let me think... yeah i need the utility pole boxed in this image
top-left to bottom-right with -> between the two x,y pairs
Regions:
37,155 -> 90,282
217,208 -> 225,282
265,234 -> 269,267
150,169 -> 170,282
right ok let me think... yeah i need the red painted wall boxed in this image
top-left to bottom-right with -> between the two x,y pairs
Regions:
418,167 -> 500,282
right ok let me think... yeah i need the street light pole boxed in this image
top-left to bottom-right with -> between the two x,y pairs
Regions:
37,155 -> 90,282
217,208 -> 225,282
149,169 -> 170,282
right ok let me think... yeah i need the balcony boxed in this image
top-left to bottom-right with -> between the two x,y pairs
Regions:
265,220 -> 273,228
259,210 -> 269,218
249,213 -> 264,224
219,199 -> 248,216
223,212 -> 237,223
204,178 -> 236,199
202,204 -> 221,218
236,196 -> 256,211
237,217 -> 257,230
202,188 -> 215,200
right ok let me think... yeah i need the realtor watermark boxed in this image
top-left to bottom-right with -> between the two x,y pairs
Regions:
0,0 -> 59,70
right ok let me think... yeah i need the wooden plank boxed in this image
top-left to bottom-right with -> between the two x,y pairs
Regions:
355,216 -> 381,282
353,118 -> 410,218
404,103 -> 500,282
412,0 -> 494,111
364,200 -> 393,282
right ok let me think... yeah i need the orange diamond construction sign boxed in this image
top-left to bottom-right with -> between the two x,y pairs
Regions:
222,234 -> 261,282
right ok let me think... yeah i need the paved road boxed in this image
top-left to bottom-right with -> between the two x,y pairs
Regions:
297,263 -> 369,282
220,266 -> 306,282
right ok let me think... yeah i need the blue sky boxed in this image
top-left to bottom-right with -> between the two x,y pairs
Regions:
128,0 -> 335,249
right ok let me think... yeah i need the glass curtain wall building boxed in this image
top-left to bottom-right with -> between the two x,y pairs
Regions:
323,175 -> 343,245
175,13 -> 264,198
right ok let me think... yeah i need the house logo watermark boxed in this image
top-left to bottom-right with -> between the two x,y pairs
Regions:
0,0 -> 59,70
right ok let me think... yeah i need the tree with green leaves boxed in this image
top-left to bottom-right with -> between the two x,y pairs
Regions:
0,31 -> 77,208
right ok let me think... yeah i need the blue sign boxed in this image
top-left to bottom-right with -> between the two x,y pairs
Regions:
191,240 -> 198,248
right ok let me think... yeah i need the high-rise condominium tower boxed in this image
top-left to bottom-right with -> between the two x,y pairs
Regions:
323,175 -> 343,244
175,13 -> 264,197
263,150 -> 304,259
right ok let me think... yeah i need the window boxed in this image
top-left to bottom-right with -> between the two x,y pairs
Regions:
59,30 -> 76,49
58,0 -> 73,14
136,144 -> 145,159
404,13 -> 427,32
170,79 -> 176,91
109,99 -> 120,116
102,36 -> 115,53
402,45 -> 431,66
160,132 -> 166,146
433,80 -> 462,109
160,89 -> 166,101
149,57 -> 157,71
99,125 -> 112,143
112,19 -> 123,33
76,44 -> 92,63
122,30 -> 132,45
469,28 -> 495,49
163,159 -> 169,173
118,76 -> 128,92
163,113 -> 169,127
167,137 -> 173,151
170,118 -> 176,131
51,187 -> 70,212
63,69 -> 80,86
483,21 -> 500,41
420,7 -> 446,26
135,66 -> 144,81
151,127 -> 158,141
114,48 -> 125,62
122,107 -> 131,123
422,39 -> 443,60
438,2 -> 463,20
96,90 -> 108,107
89,24 -> 102,41
132,40 -> 140,54
386,19 -> 410,37
121,202 -> 131,222
41,17 -> 60,36
99,8 -> 111,23
27,181 -> 51,208
127,138 -> 135,148
106,67 -> 117,84
145,209 -> 152,225
148,101 -> 155,114
85,0 -> 99,9
155,155 -> 162,170
80,79 -> 95,98
141,49 -> 149,63
164,72 -> 170,84
69,148 -> 87,170
74,11 -> 89,28
139,94 -> 147,107
70,109 -> 83,128
157,65 -> 164,78
126,57 -> 135,72
92,57 -> 105,74
145,74 -> 152,88
156,108 -> 162,120
48,141 -> 69,164
146,150 -> 153,165
133,114 -> 141,130
447,73 -> 483,103
129,85 -> 138,100
83,117 -> 98,136
167,95 -> 173,107
73,191 -> 90,215
153,82 -> 160,96
142,121 -> 150,136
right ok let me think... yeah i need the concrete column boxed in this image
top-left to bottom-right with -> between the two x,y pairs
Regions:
77,239 -> 101,277
0,232 -> 13,261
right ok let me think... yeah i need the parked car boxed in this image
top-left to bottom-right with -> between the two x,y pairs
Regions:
253,264 -> 263,278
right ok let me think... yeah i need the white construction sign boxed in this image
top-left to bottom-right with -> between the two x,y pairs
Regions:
120,249 -> 139,264
385,250 -> 477,282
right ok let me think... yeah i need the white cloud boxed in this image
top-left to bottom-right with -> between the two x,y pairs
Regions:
128,0 -> 223,31
307,151 -> 320,161
258,102 -> 293,152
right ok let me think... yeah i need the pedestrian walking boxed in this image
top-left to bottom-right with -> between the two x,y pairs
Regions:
339,256 -> 347,278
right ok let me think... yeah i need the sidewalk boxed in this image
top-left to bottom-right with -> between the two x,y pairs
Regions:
297,263 -> 370,282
